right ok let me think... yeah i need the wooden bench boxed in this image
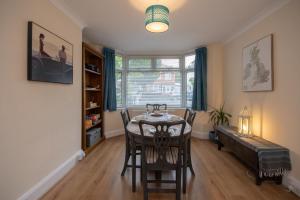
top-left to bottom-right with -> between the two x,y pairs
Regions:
216,126 -> 290,185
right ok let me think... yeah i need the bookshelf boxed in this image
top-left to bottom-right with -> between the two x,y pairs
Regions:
82,43 -> 105,155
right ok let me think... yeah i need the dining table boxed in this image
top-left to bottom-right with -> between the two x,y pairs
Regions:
126,112 -> 192,193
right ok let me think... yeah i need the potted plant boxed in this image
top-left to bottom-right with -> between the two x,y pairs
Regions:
208,104 -> 232,143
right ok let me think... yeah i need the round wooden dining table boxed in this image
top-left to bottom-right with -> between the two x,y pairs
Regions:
126,113 -> 192,193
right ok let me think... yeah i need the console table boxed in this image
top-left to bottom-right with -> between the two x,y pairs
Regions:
216,126 -> 291,185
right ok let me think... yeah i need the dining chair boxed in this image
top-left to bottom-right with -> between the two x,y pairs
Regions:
183,108 -> 196,176
146,104 -> 167,112
139,120 -> 186,200
120,109 -> 141,177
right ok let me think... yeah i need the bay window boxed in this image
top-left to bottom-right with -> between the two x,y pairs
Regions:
115,54 -> 195,108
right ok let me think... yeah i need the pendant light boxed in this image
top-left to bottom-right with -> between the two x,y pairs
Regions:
145,5 -> 169,33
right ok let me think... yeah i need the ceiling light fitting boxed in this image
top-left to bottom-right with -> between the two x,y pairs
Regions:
145,5 -> 169,33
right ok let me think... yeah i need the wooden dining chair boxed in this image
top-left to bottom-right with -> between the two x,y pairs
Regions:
146,104 -> 167,112
120,109 -> 141,177
183,108 -> 196,176
139,120 -> 186,200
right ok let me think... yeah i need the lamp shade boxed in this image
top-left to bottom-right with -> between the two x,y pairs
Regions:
145,5 -> 169,33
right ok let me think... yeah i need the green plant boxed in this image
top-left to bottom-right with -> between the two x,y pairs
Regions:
209,104 -> 232,129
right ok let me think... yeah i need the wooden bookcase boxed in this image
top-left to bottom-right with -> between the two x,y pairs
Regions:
82,43 -> 105,155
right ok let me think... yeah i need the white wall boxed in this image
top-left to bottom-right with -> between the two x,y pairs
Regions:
223,0 -> 300,181
0,0 -> 82,199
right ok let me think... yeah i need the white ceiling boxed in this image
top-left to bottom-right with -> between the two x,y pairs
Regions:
51,0 -> 288,55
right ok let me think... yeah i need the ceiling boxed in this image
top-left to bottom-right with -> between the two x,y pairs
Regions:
51,0 -> 288,55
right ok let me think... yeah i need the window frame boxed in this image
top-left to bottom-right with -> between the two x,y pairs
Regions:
115,54 -> 195,109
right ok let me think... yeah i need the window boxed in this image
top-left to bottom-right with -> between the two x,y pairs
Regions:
115,55 -> 123,107
115,55 -> 195,108
156,58 -> 180,69
185,55 -> 195,107
127,71 -> 181,106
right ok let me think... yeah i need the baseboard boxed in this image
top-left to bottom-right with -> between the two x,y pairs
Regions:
17,150 -> 85,200
283,174 -> 300,197
191,131 -> 209,140
105,129 -> 124,139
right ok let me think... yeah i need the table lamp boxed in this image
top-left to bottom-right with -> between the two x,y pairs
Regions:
238,106 -> 252,137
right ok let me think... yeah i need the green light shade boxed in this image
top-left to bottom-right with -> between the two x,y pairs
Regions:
145,5 -> 169,33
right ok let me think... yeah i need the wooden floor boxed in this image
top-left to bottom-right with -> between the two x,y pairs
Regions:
41,136 -> 299,200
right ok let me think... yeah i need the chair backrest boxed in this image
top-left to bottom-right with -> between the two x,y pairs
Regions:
138,120 -> 186,167
120,108 -> 130,136
146,104 -> 167,112
184,108 -> 196,127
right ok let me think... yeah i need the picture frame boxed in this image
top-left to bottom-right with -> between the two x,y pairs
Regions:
27,21 -> 73,84
242,34 -> 273,92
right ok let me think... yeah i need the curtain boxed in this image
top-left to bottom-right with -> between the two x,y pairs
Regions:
103,47 -> 116,111
192,47 -> 207,111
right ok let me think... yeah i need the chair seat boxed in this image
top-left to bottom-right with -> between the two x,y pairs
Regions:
145,146 -> 179,165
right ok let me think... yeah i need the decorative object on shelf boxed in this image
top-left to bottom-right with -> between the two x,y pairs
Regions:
85,64 -> 99,72
208,104 -> 232,143
238,106 -> 252,137
85,119 -> 92,128
86,114 -> 101,125
89,101 -> 97,108
27,21 -> 73,84
145,4 -> 169,33
242,34 -> 273,91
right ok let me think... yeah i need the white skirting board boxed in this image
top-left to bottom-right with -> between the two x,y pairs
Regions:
17,150 -> 85,200
283,174 -> 300,197
105,129 -> 124,139
191,131 -> 209,140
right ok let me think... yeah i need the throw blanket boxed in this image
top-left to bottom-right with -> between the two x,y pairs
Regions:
217,126 -> 292,178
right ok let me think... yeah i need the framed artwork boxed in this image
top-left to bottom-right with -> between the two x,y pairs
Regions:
242,34 -> 273,91
27,21 -> 73,84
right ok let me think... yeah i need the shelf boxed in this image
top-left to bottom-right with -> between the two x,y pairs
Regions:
85,88 -> 101,92
82,42 -> 104,156
86,120 -> 102,131
85,68 -> 101,75
86,106 -> 101,111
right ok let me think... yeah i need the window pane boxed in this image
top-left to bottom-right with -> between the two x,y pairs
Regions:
115,55 -> 122,70
185,55 -> 195,69
156,58 -> 179,68
129,58 -> 151,69
127,71 -> 181,106
116,72 -> 122,106
186,71 -> 194,107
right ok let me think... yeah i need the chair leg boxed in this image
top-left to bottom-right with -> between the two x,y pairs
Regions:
183,141 -> 187,193
176,166 -> 181,200
143,166 -> 148,200
132,145 -> 136,192
187,139 -> 195,176
121,148 -> 130,176
188,160 -> 195,176
140,154 -> 143,181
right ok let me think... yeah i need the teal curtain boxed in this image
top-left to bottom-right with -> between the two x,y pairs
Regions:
103,47 -> 116,111
192,47 -> 207,111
